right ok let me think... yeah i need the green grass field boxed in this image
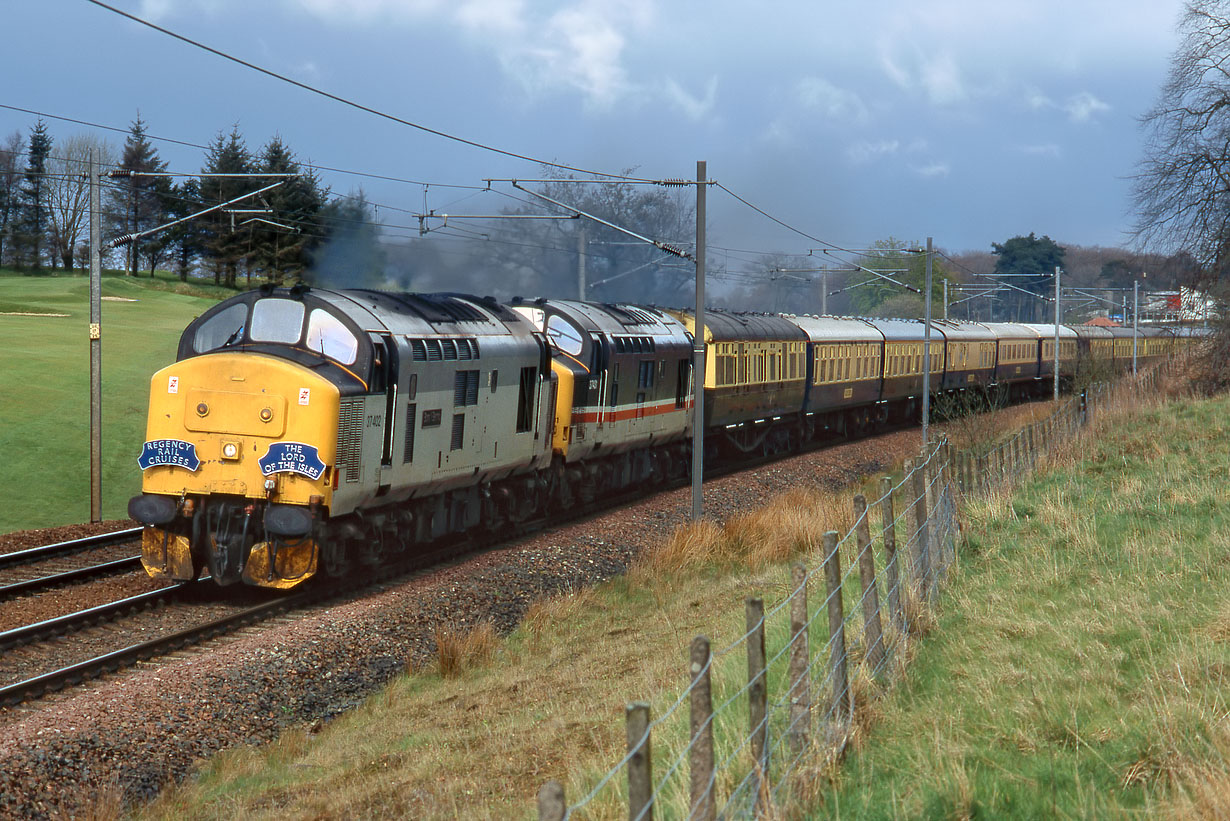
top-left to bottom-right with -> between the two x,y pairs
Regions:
0,270 -> 227,532
820,394 -> 1230,818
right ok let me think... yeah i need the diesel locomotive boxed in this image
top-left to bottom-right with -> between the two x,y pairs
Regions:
128,285 -> 1188,589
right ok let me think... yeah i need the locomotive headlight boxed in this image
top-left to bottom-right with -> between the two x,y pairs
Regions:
259,407 -> 274,422
221,441 -> 240,460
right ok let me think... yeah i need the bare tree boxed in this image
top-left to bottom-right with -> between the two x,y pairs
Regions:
1132,0 -> 1230,281
45,134 -> 115,271
0,130 -> 22,267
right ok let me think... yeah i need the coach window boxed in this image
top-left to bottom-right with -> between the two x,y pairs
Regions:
250,298 -> 305,344
305,309 -> 358,365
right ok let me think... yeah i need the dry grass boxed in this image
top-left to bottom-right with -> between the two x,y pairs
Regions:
434,621 -> 499,678
78,781 -> 125,821
632,486 -> 853,578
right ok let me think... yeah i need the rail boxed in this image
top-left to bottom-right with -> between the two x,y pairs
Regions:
0,555 -> 143,600
0,527 -> 142,571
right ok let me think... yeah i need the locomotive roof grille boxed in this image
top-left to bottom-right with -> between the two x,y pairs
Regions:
350,290 -> 491,324
602,303 -> 661,327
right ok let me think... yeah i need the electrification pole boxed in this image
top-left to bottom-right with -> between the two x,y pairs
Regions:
922,237 -> 932,448
692,161 -> 707,520
821,271 -> 828,315
89,148 -> 102,523
577,226 -> 586,301
1053,266 -> 1061,401
1132,278 -> 1139,374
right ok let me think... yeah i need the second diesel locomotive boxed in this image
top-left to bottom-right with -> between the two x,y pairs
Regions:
128,286 -> 1188,590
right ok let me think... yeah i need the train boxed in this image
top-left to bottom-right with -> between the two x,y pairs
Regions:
127,285 -> 1195,589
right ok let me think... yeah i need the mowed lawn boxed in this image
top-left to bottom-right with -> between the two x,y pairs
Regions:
0,273 -> 220,532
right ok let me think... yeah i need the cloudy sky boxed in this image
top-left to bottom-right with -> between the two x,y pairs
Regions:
1,0 -> 1189,269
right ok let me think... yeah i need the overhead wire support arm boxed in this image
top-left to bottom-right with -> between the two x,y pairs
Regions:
821,250 -> 921,294
484,177 -> 699,187
509,181 -> 694,261
415,211 -> 578,237
109,171 -> 300,178
108,180 -> 285,247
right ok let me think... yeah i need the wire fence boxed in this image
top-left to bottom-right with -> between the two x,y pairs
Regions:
535,371 -> 1164,821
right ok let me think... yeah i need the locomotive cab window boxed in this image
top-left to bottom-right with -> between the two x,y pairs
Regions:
250,298 -> 305,344
192,303 -> 248,353
305,309 -> 358,365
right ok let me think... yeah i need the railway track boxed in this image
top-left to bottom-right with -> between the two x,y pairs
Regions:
0,406 -> 1003,709
0,584 -> 308,706
0,520 -> 516,707
0,528 -> 144,600
0,527 -> 142,570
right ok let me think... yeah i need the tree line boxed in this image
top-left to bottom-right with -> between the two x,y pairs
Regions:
0,116 -> 378,287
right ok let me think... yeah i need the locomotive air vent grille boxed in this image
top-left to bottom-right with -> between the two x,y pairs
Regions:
454,370 -> 480,407
410,339 -> 427,361
451,413 -> 465,451
426,340 -> 443,361
337,397 -> 364,483
443,340 -> 458,360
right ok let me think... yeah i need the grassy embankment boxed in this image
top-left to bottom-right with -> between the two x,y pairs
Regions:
138,375 -> 1230,819
0,269 -> 229,531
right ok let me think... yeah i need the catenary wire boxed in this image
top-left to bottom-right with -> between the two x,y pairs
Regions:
82,0 -> 658,184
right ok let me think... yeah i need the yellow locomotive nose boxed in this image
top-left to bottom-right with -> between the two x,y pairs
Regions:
140,352 -> 338,505
135,352 -> 340,588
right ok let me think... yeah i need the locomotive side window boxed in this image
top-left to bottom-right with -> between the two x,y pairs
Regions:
193,303 -> 248,352
250,299 -> 305,343
306,309 -> 358,364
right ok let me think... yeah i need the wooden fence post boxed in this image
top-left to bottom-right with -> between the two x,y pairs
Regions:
538,781 -> 566,821
879,477 -> 905,638
853,494 -> 885,676
747,597 -> 768,813
689,636 -> 715,821
788,565 -> 810,756
822,531 -> 849,725
627,702 -> 652,821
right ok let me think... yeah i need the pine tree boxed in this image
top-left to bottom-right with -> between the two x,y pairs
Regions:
108,115 -> 171,276
199,126 -> 254,288
15,119 -> 52,269
164,177 -> 202,281
252,136 -> 327,284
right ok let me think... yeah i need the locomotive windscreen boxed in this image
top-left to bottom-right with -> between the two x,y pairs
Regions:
187,295 -> 360,367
